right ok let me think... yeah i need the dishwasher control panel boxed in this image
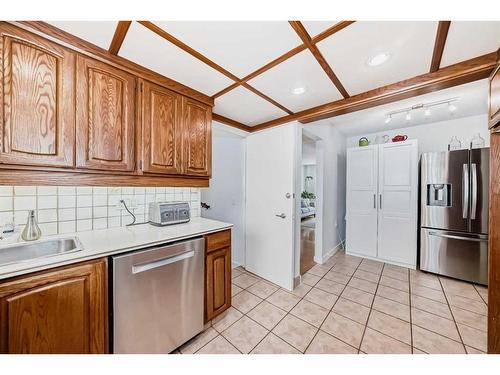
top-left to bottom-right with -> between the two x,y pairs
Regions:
148,201 -> 191,226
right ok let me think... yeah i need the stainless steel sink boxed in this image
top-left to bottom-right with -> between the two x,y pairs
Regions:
0,237 -> 83,266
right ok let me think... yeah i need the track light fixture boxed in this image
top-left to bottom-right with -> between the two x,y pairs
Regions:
383,97 -> 458,125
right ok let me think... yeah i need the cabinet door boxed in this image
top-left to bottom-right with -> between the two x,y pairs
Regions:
377,140 -> 418,266
0,26 -> 75,167
141,80 -> 182,174
205,246 -> 231,322
0,258 -> 107,354
346,146 -> 378,258
76,55 -> 135,172
489,64 -> 500,128
183,98 -> 211,177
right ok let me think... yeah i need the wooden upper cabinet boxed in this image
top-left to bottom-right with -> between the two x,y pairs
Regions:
76,55 -> 136,172
141,80 -> 183,175
0,25 -> 75,168
489,64 -> 500,128
0,258 -> 107,354
183,97 -> 212,177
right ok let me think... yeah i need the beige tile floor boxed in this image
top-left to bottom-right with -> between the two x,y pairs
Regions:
177,251 -> 488,354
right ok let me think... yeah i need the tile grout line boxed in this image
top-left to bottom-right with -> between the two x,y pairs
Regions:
437,276 -> 468,353
408,268 -> 414,353
213,271 -> 303,353
473,284 -> 488,305
235,275 -> 306,353
303,255 -> 365,354
357,262 -> 387,353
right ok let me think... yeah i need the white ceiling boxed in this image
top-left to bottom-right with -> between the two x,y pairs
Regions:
321,79 -> 488,136
47,21 -> 117,49
119,22 -> 233,96
440,21 -> 500,68
317,21 -> 438,95
248,50 -> 343,112
214,86 -> 288,125
45,21 -> 500,127
152,21 -> 302,78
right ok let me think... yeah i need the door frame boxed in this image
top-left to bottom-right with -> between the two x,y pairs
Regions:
299,129 -> 324,273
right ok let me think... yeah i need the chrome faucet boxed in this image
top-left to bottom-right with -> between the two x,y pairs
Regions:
21,210 -> 42,241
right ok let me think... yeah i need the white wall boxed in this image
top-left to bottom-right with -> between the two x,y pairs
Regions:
346,114 -> 490,153
201,127 -> 246,267
303,123 -> 347,261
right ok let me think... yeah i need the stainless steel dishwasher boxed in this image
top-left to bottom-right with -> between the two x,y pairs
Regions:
111,237 -> 205,353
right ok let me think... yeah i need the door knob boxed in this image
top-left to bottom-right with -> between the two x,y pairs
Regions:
276,213 -> 286,219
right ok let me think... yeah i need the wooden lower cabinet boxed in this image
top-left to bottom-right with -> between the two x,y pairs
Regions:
204,230 -> 231,322
0,258 -> 107,354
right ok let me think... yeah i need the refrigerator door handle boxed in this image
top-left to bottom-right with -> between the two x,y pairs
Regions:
428,231 -> 488,242
462,163 -> 469,219
471,163 -> 478,220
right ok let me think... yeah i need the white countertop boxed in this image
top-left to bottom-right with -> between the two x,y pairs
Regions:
0,217 -> 232,280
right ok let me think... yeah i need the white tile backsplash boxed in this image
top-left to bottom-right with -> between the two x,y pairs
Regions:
0,186 -> 201,235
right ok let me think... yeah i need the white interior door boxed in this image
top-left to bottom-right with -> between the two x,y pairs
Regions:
377,140 -> 418,267
246,123 -> 297,290
346,146 -> 378,258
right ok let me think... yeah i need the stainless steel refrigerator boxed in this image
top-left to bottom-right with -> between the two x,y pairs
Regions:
420,148 -> 489,285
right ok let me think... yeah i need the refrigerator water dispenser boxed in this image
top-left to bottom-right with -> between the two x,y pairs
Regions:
427,184 -> 451,207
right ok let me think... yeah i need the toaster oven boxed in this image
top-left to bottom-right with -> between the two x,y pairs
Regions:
148,202 -> 191,226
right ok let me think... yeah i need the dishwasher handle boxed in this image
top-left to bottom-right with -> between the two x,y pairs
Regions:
132,250 -> 195,274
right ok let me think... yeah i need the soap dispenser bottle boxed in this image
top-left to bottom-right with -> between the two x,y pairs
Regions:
21,210 -> 42,241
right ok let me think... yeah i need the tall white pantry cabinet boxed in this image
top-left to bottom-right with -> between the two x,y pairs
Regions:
346,140 -> 418,268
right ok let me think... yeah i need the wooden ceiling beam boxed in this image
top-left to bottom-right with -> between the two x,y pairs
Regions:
138,21 -> 241,82
138,21 -> 293,115
242,83 -> 294,115
289,21 -> 349,99
311,21 -> 355,44
430,21 -> 451,73
212,21 -> 356,100
212,113 -> 252,132
250,52 -> 498,132
108,21 -> 131,55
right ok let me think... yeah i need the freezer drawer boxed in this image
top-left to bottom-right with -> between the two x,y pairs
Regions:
420,228 -> 488,285
112,237 -> 205,353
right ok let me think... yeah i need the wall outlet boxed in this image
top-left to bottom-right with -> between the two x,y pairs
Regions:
116,199 -> 139,211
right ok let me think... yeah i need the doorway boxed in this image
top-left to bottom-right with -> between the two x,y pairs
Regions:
300,131 -> 323,275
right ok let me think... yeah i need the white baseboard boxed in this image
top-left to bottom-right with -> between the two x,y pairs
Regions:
345,250 -> 416,270
231,261 -> 243,269
314,242 -> 343,264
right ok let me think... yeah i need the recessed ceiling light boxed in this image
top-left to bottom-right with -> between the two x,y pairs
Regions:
292,87 -> 306,95
367,53 -> 390,67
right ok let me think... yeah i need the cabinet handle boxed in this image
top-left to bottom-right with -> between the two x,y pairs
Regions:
373,194 -> 376,209
379,194 -> 382,209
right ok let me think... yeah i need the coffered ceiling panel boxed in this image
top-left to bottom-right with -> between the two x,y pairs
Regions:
47,21 -> 118,49
119,22 -> 233,96
302,21 -> 338,37
151,21 -> 302,78
214,86 -> 288,126
317,21 -> 438,95
440,21 -> 500,68
248,50 -> 343,112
